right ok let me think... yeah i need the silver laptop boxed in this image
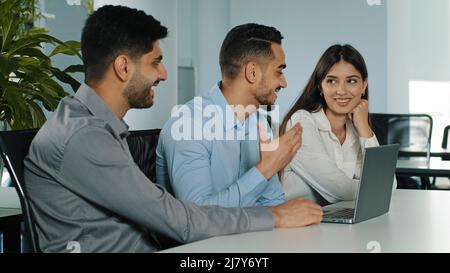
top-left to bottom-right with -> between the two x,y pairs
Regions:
322,144 -> 400,224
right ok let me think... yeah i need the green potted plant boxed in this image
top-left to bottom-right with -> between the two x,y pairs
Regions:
0,0 -> 84,130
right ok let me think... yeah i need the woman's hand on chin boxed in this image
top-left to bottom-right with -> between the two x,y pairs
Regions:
348,100 -> 373,138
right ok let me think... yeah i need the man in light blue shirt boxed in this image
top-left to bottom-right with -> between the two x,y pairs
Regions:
156,23 -> 301,207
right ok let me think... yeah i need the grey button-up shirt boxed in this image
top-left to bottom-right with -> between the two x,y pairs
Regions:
24,84 -> 274,253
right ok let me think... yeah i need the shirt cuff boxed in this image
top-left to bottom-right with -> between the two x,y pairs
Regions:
243,207 -> 275,232
236,166 -> 268,200
359,134 -> 379,148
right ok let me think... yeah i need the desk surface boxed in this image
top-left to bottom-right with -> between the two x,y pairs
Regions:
400,147 -> 450,158
0,187 -> 21,209
0,208 -> 22,219
0,187 -> 22,230
162,190 -> 450,253
396,157 -> 450,176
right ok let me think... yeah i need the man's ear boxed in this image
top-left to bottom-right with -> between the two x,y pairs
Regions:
244,62 -> 258,84
113,55 -> 132,82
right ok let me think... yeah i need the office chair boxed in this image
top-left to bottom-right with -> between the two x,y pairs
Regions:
439,125 -> 450,188
126,129 -> 180,249
371,113 -> 433,155
127,129 -> 161,182
371,113 -> 433,189
0,129 -> 40,253
0,128 -> 178,252
442,125 -> 450,161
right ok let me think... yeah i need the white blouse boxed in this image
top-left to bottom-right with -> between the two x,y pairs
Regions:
281,109 -> 380,204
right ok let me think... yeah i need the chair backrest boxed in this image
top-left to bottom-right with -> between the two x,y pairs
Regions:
442,125 -> 450,149
0,129 -> 40,253
0,128 -> 166,252
370,113 -> 433,157
126,129 -> 161,182
126,129 -> 179,249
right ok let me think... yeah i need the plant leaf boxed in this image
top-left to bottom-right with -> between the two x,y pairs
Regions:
49,40 -> 81,57
1,13 -> 21,51
28,100 -> 47,128
64,64 -> 84,74
3,86 -> 29,129
0,72 -> 7,88
0,54 -> 19,77
30,90 -> 58,111
28,27 -> 49,36
0,0 -> 80,129
5,35 -> 48,56
50,67 -> 81,92
15,47 -> 50,62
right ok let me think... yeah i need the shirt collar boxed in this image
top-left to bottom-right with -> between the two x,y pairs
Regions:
312,108 -> 357,145
312,108 -> 332,131
74,83 -> 130,138
209,82 -> 241,132
345,119 -> 358,145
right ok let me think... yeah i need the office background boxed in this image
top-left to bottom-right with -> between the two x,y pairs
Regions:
2,0 -> 450,254
39,0 -> 450,146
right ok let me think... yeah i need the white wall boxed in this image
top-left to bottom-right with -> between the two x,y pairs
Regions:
179,0 -> 388,119
46,1 -> 450,130
231,0 -> 387,117
41,1 -> 390,130
387,0 -> 410,113
40,0 -> 87,94
177,0 -> 193,67
193,0 -> 230,96
95,0 -> 178,130
387,0 -> 450,113
177,0 -> 230,96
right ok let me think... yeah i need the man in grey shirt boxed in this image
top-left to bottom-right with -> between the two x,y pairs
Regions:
24,5 -> 323,253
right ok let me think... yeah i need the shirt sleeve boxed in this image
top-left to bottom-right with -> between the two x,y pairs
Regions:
359,134 -> 380,149
255,175 -> 286,206
285,114 -> 360,203
57,126 -> 274,244
162,133 -> 270,207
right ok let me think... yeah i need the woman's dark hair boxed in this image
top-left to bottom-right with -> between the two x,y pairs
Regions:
81,5 -> 168,83
279,44 -> 369,136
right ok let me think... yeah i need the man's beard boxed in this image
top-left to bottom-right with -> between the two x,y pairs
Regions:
255,78 -> 276,107
124,72 -> 155,109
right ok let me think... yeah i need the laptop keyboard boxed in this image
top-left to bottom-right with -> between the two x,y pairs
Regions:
324,208 -> 355,219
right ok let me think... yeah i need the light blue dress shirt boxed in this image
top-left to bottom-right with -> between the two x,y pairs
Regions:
156,83 -> 285,207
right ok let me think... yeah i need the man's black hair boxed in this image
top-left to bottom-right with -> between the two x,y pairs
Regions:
81,5 -> 168,83
219,23 -> 283,79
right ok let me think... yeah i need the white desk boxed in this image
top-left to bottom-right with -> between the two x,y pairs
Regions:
0,187 -> 21,209
396,157 -> 450,177
162,190 -> 450,253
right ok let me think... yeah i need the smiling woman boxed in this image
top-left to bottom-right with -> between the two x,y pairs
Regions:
279,44 -> 380,205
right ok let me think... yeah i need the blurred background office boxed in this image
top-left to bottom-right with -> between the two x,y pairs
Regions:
34,0 -> 449,147
2,0 -> 450,253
